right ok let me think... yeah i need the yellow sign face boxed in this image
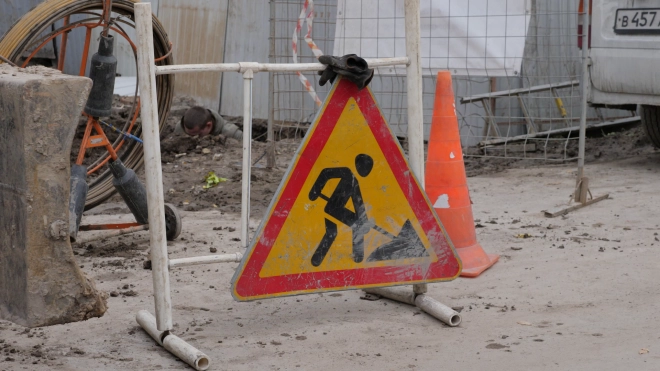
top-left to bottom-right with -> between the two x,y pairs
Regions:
232,78 -> 460,301
260,97 -> 438,277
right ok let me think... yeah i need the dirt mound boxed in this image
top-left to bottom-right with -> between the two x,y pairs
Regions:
159,134 -> 291,216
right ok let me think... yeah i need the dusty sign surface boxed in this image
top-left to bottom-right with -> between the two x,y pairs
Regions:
232,78 -> 461,301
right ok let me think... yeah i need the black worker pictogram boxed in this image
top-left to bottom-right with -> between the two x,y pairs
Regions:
308,154 -> 374,266
308,154 -> 429,267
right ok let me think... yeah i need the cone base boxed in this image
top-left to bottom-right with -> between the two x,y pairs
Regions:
456,243 -> 499,278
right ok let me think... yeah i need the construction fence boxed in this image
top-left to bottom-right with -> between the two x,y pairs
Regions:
269,0 -> 634,161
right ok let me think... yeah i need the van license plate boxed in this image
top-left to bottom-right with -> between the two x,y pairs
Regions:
614,8 -> 660,34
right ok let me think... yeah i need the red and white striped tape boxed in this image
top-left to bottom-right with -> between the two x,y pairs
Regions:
293,0 -> 323,107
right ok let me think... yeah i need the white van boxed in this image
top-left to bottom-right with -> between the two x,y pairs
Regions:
586,0 -> 660,146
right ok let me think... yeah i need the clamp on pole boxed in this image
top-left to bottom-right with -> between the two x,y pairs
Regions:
238,62 -> 260,75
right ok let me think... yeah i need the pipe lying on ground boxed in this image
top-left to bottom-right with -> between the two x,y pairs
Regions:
363,287 -> 461,327
168,252 -> 244,268
163,333 -> 210,371
136,310 -> 165,346
73,224 -> 148,245
136,310 -> 210,370
414,294 -> 462,327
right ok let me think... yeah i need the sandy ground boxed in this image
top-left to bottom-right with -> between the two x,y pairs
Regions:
2,136 -> 660,370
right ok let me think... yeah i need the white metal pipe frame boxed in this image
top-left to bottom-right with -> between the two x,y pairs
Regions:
134,1 -> 454,369
135,3 -> 172,333
154,58 -> 410,75
404,0 -> 428,296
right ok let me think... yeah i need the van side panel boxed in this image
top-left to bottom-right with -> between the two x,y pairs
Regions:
590,0 -> 660,104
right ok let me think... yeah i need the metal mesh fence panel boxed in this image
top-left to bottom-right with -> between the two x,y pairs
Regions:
270,0 -> 634,161
270,0 -> 409,141
270,0 -> 336,135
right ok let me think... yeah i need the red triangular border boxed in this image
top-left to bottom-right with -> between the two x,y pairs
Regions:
232,78 -> 461,301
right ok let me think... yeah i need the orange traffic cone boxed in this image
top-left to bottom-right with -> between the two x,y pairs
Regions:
425,71 -> 499,277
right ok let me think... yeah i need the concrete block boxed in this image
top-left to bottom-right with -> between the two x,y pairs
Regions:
0,65 -> 107,327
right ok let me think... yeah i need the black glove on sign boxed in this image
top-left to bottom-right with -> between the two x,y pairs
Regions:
318,54 -> 374,90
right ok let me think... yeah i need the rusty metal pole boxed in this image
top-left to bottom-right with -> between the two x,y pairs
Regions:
575,0 -> 590,202
102,0 -> 113,37
57,15 -> 70,72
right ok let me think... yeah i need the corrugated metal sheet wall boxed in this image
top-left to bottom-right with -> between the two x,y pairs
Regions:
219,1 -> 270,119
158,0 -> 229,110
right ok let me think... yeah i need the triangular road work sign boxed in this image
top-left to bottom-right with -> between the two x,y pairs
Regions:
232,77 -> 461,301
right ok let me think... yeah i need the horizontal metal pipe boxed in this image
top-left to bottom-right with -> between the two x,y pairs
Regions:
74,225 -> 148,245
364,57 -> 410,67
136,310 -> 210,370
156,63 -> 241,74
168,252 -> 244,268
155,57 -> 410,75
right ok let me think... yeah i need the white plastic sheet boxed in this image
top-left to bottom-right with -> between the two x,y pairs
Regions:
333,0 -> 531,76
